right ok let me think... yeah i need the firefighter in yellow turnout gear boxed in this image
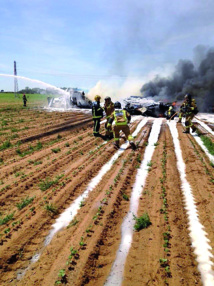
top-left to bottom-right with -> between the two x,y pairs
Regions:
107,101 -> 136,150
92,95 -> 103,136
178,99 -> 187,123
104,96 -> 114,139
180,94 -> 198,133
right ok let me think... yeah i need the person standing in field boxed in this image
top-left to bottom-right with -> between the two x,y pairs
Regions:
23,94 -> 27,107
92,95 -> 103,136
107,101 -> 136,150
180,93 -> 198,133
104,96 -> 114,139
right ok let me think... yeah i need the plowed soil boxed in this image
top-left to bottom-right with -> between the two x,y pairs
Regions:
0,107 -> 213,286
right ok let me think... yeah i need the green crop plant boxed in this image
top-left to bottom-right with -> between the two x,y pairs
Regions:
0,184 -> 10,192
39,178 -> 55,191
10,133 -> 19,139
4,227 -> 10,234
2,120 -> 8,126
79,236 -> 85,246
35,141 -> 43,150
67,219 -> 79,228
0,212 -> 15,225
163,232 -> 170,240
51,148 -> 61,153
101,198 -> 107,204
159,258 -> 168,267
56,269 -> 67,284
163,240 -> 169,248
69,247 -> 78,259
34,160 -> 42,166
199,135 -> 214,156
133,213 -> 151,231
165,266 -> 171,277
65,142 -> 70,147
136,154 -> 141,163
16,196 -> 35,210
122,193 -> 129,201
44,203 -> 58,215
39,175 -> 63,191
0,140 -> 12,151
79,200 -> 85,207
11,127 -> 18,132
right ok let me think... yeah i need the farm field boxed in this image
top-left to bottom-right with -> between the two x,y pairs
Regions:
0,102 -> 214,286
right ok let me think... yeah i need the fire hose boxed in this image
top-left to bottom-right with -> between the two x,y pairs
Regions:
169,111 -> 179,121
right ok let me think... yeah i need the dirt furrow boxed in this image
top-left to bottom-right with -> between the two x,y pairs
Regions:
122,122 -> 202,286
0,119 -> 144,285
13,121 -> 152,286
177,124 -> 214,268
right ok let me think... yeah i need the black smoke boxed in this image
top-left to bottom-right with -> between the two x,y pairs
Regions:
140,47 -> 214,112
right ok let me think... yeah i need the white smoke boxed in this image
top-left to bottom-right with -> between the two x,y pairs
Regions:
88,64 -> 173,102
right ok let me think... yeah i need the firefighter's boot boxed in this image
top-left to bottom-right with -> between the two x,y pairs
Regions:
183,129 -> 190,134
130,141 -> 136,150
113,142 -> 120,149
191,126 -> 197,133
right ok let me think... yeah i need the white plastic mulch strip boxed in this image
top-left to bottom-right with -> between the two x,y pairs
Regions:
105,118 -> 163,286
194,118 -> 214,136
168,120 -> 214,286
196,113 -> 214,124
191,132 -> 214,165
29,117 -> 148,265
181,122 -> 214,164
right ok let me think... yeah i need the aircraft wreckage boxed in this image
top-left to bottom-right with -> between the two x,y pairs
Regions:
47,92 -> 177,118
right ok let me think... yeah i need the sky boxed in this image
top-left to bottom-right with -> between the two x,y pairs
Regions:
0,0 -> 214,97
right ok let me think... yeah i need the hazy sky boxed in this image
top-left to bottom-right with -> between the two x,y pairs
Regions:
0,0 -> 214,92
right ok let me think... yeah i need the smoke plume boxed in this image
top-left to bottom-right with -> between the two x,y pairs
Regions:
141,47 -> 214,112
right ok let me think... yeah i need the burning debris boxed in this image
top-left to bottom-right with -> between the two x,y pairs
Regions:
140,47 -> 214,113
123,96 -> 177,118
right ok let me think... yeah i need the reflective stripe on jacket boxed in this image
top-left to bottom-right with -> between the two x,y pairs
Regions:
109,109 -> 131,126
92,102 -> 103,119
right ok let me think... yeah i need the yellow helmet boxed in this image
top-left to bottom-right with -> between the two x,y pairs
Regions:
94,95 -> 101,101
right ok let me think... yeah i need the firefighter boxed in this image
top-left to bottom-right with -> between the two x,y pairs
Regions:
107,101 -> 136,150
166,105 -> 175,120
23,94 -> 27,107
92,95 -> 103,136
180,93 -> 198,133
177,98 -> 188,123
104,96 -> 114,139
